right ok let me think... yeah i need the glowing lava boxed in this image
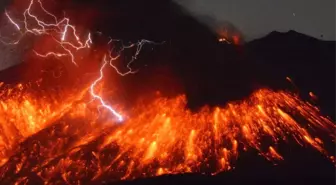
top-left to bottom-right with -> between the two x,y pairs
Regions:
2,0 -> 156,121
0,88 -> 334,184
0,81 -> 89,167
0,0 -> 334,184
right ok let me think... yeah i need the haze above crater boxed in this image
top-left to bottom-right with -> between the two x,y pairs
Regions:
176,0 -> 335,41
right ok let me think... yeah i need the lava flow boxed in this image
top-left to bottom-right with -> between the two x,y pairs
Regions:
0,0 -> 335,184
0,88 -> 335,184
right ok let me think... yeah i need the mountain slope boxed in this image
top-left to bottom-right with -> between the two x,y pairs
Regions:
246,30 -> 335,118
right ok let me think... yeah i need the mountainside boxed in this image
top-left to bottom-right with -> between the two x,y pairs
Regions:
246,30 -> 335,118
0,0 -> 334,131
0,1 -> 334,184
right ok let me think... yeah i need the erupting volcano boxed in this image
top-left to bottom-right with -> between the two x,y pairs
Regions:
0,0 -> 335,184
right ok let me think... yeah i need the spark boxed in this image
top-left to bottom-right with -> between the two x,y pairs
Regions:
218,37 -> 231,44
0,1 -> 334,184
0,88 -> 334,183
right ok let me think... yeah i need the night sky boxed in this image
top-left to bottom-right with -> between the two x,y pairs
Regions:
0,0 -> 335,70
0,1 -> 334,184
177,0 -> 336,41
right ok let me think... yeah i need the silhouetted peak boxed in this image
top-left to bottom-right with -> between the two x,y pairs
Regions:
268,30 -> 300,36
249,30 -> 320,46
281,30 -> 316,39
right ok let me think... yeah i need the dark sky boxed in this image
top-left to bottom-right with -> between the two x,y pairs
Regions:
177,0 -> 335,41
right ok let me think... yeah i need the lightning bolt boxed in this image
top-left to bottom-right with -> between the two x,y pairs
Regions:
106,38 -> 161,76
5,10 -> 20,31
90,57 -> 123,122
1,0 -> 161,122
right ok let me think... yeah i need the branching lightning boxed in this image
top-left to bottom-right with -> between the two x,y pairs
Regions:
0,1 -> 335,184
1,0 -> 158,121
90,57 -> 123,121
106,38 -> 162,76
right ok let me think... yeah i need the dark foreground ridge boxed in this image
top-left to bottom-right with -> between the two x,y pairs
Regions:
0,0 -> 335,184
112,156 -> 334,185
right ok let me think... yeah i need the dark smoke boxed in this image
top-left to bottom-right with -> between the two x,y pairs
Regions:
63,0 -> 251,110
0,1 -> 334,184
0,0 -> 10,12
1,0 -> 335,114
61,0 -> 255,110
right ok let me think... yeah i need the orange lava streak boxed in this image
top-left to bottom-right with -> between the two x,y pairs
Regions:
100,90 -> 334,175
0,81 -> 89,166
0,1 -> 334,184
0,88 -> 334,184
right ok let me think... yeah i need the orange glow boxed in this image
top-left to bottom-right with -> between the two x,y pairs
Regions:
309,91 -> 318,101
232,35 -> 240,45
217,26 -> 242,45
0,87 -> 334,183
0,1 -> 334,184
217,35 -> 240,45
0,81 -> 91,166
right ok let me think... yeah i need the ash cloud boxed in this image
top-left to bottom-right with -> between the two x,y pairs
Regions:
0,0 -> 253,108
72,0 -> 254,108
174,0 -> 246,44
0,0 -> 334,114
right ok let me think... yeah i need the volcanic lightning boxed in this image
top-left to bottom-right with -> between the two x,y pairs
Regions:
1,0 -> 157,121
90,58 -> 123,122
0,0 -> 335,184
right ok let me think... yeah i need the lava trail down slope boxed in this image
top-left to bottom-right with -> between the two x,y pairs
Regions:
0,0 -> 335,184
